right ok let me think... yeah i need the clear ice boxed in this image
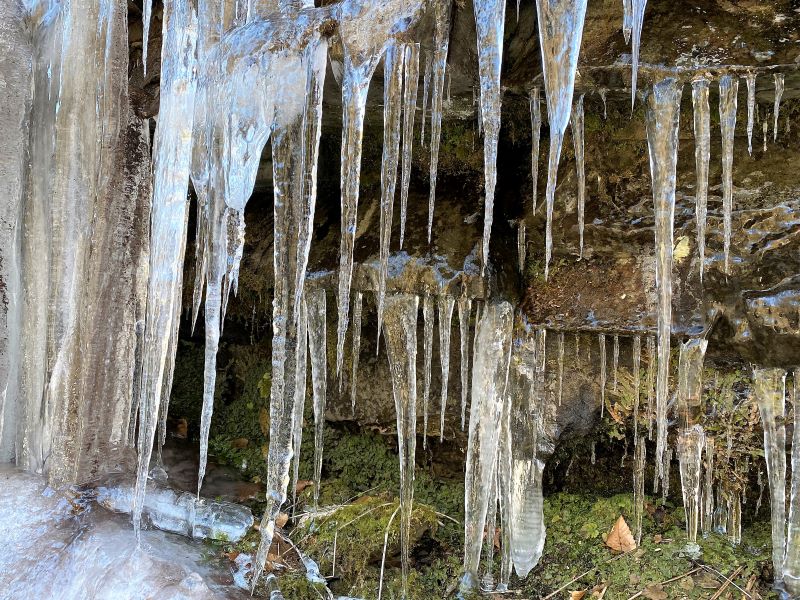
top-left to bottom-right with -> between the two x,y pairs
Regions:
459,295 -> 473,430
571,94 -> 586,257
350,291 -> 363,415
399,43 -> 420,249
786,372 -> 800,595
307,287 -> 327,510
422,295 -> 435,449
691,77 -> 710,282
599,333 -> 607,417
677,425 -> 705,549
438,295 -> 456,441
745,72 -> 756,156
530,87 -> 542,214
718,74 -> 738,275
773,73 -> 784,143
535,0 -> 588,279
645,77 -> 682,483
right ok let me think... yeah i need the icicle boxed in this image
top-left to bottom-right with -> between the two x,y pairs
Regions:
633,435 -> 646,545
382,294 -> 419,597
612,334 -> 619,391
473,0 -> 507,272
557,332 -> 565,406
745,72 -> 756,156
399,43 -> 420,249
692,77 -> 710,282
135,0 -> 198,532
786,372 -> 800,595
529,87 -> 542,214
291,297 -> 308,510
307,287 -> 327,509
459,295 -> 473,430
375,43 -> 405,350
461,302 -> 513,592
661,446 -> 672,502
517,221 -> 527,272
535,0 -> 588,279
632,335 -> 641,439
676,338 -> 707,428
763,114 -> 769,153
754,367 -> 787,584
599,333 -> 607,418
677,424 -> 705,552
438,295 -> 455,441
571,94 -> 586,257
420,52 -> 432,148
629,0 -> 647,108
496,349 -> 513,593
482,472 -> 499,591
718,75 -> 738,275
773,73 -> 784,143
701,435 -> 714,537
645,77 -> 682,483
622,0 -> 632,43
428,0 -> 453,242
646,335 -> 655,441
422,295 -> 435,449
350,291 -> 363,415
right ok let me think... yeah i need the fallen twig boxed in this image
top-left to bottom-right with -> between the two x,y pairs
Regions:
709,565 -> 744,600
541,549 -> 635,600
625,566 -> 702,600
699,564 -> 753,599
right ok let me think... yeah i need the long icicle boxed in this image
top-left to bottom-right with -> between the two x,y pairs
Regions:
718,75 -> 738,275
630,0 -> 648,108
459,295 -> 472,430
530,87 -> 542,214
375,43 -> 405,352
535,0 -> 588,279
786,371 -> 800,595
291,296 -> 308,510
691,77 -> 710,282
350,291 -> 363,415
745,72 -> 756,156
646,76 -> 683,486
473,0 -> 507,273
571,94 -> 586,257
381,294 -> 419,598
422,295 -> 435,449
307,287 -> 327,510
438,295 -> 455,441
399,43 -> 420,249
428,0 -> 453,242
773,73 -> 784,143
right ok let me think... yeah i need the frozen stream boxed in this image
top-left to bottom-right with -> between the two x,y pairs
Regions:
0,465 -> 250,600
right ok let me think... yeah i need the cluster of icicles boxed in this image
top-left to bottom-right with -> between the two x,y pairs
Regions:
130,0 -> 794,598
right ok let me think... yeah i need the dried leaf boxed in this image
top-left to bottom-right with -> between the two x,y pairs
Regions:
605,516 -> 637,552
231,437 -> 249,449
276,512 -> 289,529
175,418 -> 188,439
569,591 -> 586,600
295,479 -> 313,493
641,584 -> 667,600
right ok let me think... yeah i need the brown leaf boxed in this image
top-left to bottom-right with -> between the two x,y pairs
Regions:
605,516 -> 637,553
295,479 -> 313,493
569,591 -> 586,600
641,584 -> 667,600
175,418 -> 188,439
231,437 -> 249,449
276,512 -> 289,529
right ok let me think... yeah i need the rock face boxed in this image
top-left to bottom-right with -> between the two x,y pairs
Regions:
126,1 -> 800,440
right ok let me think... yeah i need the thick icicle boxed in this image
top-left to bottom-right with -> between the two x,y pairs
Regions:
530,87 -> 542,214
754,367 -> 787,585
428,0 -> 453,242
786,373 -> 800,595
629,0 -> 647,108
399,43 -> 420,249
420,52 -> 432,148
350,291 -> 363,415
633,435 -> 646,545
473,0 -> 507,273
676,338 -> 707,428
718,75 -> 738,275
518,221 -> 527,272
599,333 -> 607,417
773,73 -> 784,143
645,77 -> 682,483
461,302 -> 513,592
291,298 -> 308,509
422,295 -> 435,449
622,0 -> 632,43
381,294 -> 419,597
135,0 -> 198,530
496,377 -> 513,592
459,295 -> 472,430
692,77 -> 710,282
536,0 -> 588,279
438,295 -> 455,441
376,43 -> 405,349
745,72 -> 756,156
508,327 -> 548,578
307,287 -> 327,509
677,425 -> 705,552
612,334 -> 619,391
571,94 -> 586,256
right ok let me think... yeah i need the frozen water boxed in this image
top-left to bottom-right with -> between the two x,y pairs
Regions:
718,75 -> 738,275
691,77 -> 710,282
